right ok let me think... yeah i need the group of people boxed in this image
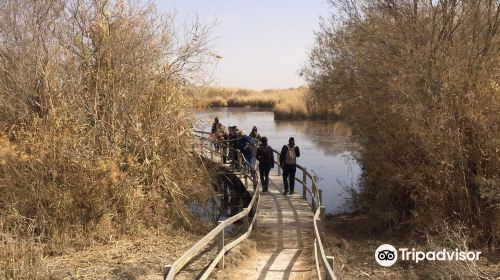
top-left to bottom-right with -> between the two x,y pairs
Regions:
210,117 -> 300,195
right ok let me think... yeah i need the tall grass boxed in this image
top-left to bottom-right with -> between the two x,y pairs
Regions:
0,1 -> 215,278
305,0 -> 500,248
188,87 -> 303,108
188,86 -> 338,120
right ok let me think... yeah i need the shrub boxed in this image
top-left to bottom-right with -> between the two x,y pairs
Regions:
305,0 -> 500,244
0,0 -> 215,277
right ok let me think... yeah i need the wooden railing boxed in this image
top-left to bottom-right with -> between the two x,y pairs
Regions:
269,148 -> 336,280
165,130 -> 336,280
163,131 -> 259,280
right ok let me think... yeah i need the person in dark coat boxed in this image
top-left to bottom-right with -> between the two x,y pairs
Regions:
211,117 -> 220,133
256,137 -> 274,192
279,137 -> 300,195
211,117 -> 221,150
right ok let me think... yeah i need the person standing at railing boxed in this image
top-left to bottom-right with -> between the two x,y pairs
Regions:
211,117 -> 219,133
218,125 -> 229,163
211,117 -> 221,151
243,133 -> 257,176
280,137 -> 300,195
256,137 -> 274,192
249,126 -> 261,142
228,126 -> 239,164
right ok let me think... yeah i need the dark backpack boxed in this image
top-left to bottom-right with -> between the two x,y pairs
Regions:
258,146 -> 273,163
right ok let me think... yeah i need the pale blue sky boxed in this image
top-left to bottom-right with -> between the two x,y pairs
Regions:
157,0 -> 330,90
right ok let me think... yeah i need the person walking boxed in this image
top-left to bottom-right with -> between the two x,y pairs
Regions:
249,126 -> 261,142
280,137 -> 300,195
256,137 -> 274,192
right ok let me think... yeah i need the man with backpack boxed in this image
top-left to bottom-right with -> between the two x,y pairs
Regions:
256,137 -> 274,192
280,137 -> 300,195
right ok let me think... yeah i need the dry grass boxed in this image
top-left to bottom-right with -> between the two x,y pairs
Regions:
188,87 -> 307,108
188,87 -> 306,109
273,91 -> 308,120
0,1 -> 216,278
187,86 -> 338,120
306,0 -> 500,249
323,213 -> 499,280
38,228 -> 202,279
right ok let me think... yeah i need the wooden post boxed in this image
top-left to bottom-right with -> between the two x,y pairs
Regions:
243,209 -> 250,232
217,221 -> 225,269
312,180 -> 318,211
302,168 -> 307,199
253,172 -> 257,192
319,206 -> 326,239
314,239 -> 319,276
326,256 -> 335,279
232,149 -> 236,172
319,189 -> 323,205
238,153 -> 243,178
163,265 -> 172,280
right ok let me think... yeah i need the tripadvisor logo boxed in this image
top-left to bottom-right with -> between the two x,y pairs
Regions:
375,244 -> 481,267
375,244 -> 398,267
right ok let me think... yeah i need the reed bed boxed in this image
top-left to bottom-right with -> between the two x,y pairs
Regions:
189,87 -> 303,108
0,1 -> 216,278
189,87 -> 338,120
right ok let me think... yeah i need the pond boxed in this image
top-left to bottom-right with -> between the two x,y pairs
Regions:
192,107 -> 361,214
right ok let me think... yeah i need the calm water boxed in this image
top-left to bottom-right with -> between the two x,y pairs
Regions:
193,107 -> 361,214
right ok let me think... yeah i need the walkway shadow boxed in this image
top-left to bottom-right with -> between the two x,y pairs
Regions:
256,179 -> 309,279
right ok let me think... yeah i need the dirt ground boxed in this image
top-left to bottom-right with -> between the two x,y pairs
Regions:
41,227 -> 206,280
323,213 -> 500,280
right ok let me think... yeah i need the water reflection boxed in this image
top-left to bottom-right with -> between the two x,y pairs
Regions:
274,121 -> 357,157
192,107 -> 361,213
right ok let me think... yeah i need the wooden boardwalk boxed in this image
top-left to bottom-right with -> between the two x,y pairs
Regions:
215,173 -> 317,279
165,132 -> 335,280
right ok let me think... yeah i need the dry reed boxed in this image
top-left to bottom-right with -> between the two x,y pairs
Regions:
305,0 -> 499,249
0,1 -> 216,278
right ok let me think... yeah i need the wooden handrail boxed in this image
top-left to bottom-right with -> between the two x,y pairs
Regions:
164,132 -> 260,280
177,130 -> 336,280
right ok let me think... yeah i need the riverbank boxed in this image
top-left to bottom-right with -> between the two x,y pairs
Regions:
187,87 -> 339,120
323,213 -> 499,280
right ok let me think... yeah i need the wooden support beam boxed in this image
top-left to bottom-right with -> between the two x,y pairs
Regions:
243,208 -> 249,232
238,154 -> 243,178
163,265 -> 172,280
217,221 -> 225,269
319,206 -> 326,239
326,256 -> 335,274
302,168 -> 307,199
319,189 -> 323,205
